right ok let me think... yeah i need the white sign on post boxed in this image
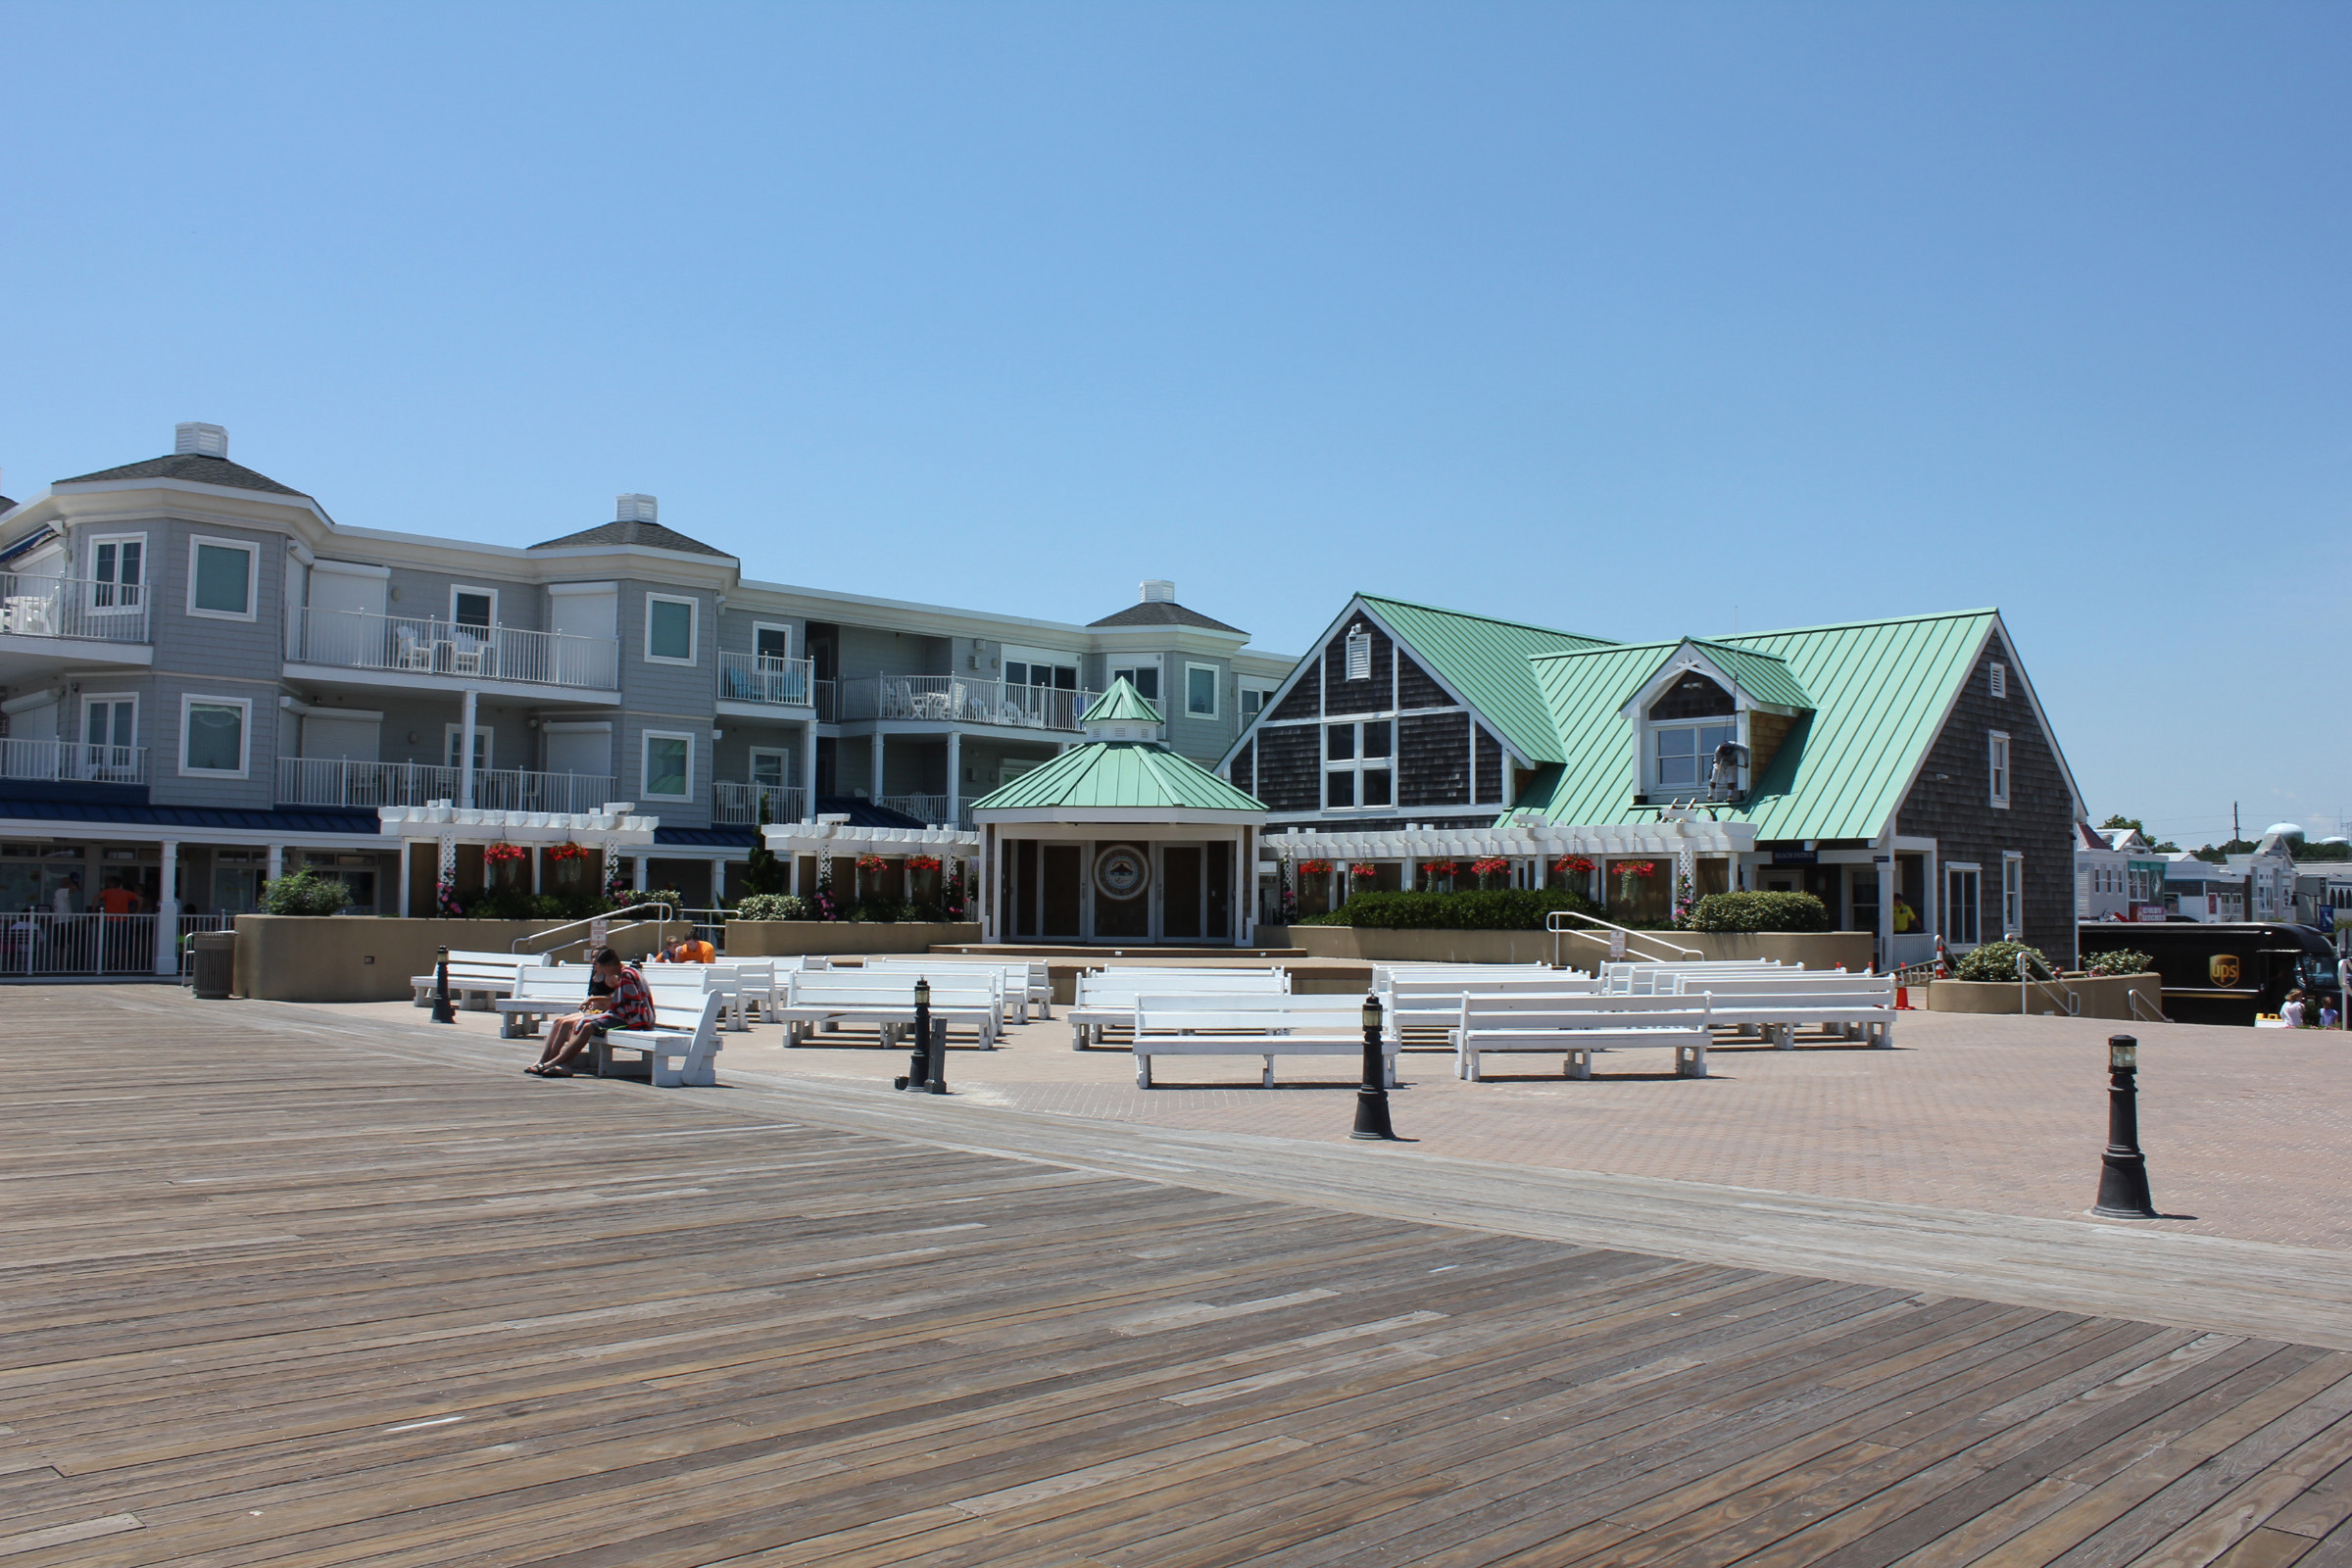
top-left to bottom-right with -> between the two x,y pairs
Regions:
1608,929 -> 1627,960
588,916 -> 609,954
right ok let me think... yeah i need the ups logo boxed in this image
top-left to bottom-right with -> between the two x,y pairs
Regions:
2210,954 -> 2241,987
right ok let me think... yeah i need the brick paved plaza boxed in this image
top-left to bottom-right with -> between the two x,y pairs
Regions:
354,995 -> 2352,1251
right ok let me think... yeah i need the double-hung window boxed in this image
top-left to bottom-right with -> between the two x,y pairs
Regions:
1988,731 -> 2011,809
1185,662 -> 1218,718
180,694 -> 251,778
1325,719 -> 1393,808
644,594 -> 698,665
642,730 -> 693,800
1111,664 -> 1159,702
89,535 -> 143,611
1242,687 -> 1269,721
452,587 -> 497,630
1655,720 -> 1738,793
2001,854 -> 2024,937
1946,863 -> 1981,947
187,537 -> 257,620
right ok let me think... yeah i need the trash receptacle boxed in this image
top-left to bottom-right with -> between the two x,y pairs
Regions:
190,930 -> 237,999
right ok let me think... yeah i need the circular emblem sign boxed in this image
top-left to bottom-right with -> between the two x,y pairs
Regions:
1094,845 -> 1151,902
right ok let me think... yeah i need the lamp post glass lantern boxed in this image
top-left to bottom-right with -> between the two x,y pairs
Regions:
2092,1033 -> 2159,1219
896,977 -> 932,1091
1350,994 -> 1397,1142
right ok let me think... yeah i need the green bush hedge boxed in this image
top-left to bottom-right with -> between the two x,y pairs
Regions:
1953,940 -> 2048,982
1684,891 -> 1831,933
1299,889 -> 1599,931
2081,947 -> 2153,977
733,894 -> 810,922
258,867 -> 351,916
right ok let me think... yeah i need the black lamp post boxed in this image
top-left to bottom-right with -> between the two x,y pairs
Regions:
1349,994 -> 1396,1141
2092,1033 -> 2159,1219
430,944 -> 457,1024
895,978 -> 931,1091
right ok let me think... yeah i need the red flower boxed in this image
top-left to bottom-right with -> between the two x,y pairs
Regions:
856,854 -> 889,873
547,841 -> 591,862
482,843 -> 528,864
1425,860 -> 1458,876
1552,855 -> 1594,875
1350,863 -> 1378,878
1614,860 -> 1656,879
906,856 -> 942,873
1470,857 -> 1508,875
1298,859 -> 1332,875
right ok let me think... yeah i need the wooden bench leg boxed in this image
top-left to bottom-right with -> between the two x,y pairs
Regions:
1072,1024 -> 1088,1052
1135,1054 -> 1152,1089
1677,1042 -> 1708,1078
1261,1055 -> 1275,1089
1775,1023 -> 1795,1051
1564,1048 -> 1592,1081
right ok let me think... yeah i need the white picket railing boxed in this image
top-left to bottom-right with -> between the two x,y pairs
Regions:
285,607 -> 619,691
0,740 -> 147,785
0,912 -> 160,976
712,782 -> 808,825
717,652 -> 816,709
275,758 -> 614,813
877,793 -> 957,826
0,574 -> 152,645
839,676 -> 1096,732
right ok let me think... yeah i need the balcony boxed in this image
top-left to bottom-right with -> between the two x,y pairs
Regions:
876,793 -> 979,829
712,781 -> 808,825
285,608 -> 619,692
0,740 -> 146,786
717,652 -> 816,710
276,758 -> 616,814
0,574 -> 152,647
839,675 -> 1097,732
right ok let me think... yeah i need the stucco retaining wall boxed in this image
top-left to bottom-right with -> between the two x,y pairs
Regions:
1256,925 -> 1877,971
229,916 -> 685,1004
723,922 -> 983,957
1927,973 -> 2162,1020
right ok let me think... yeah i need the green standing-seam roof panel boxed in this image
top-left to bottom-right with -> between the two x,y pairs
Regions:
1682,640 -> 1814,710
1517,610 -> 2000,843
972,741 -> 1266,813
1081,678 -> 1164,725
1356,594 -> 1616,765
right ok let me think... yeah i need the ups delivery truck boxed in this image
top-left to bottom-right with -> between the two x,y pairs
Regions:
2079,921 -> 2342,1026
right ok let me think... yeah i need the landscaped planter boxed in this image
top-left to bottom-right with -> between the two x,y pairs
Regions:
229,915 -> 687,1004
724,921 -> 983,957
1928,972 -> 2161,1020
1257,924 -> 1877,972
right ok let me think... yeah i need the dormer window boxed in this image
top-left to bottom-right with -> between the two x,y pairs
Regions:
1645,671 -> 1739,797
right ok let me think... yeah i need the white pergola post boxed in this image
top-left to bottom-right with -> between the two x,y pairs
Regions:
633,857 -> 650,894
459,688 -> 478,810
397,841 -> 413,916
266,844 -> 284,882
530,846 -> 543,895
710,856 -> 729,907
152,840 -> 180,975
946,732 -> 961,829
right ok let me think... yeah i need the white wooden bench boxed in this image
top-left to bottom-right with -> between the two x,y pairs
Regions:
1070,968 -> 1290,1049
495,965 -> 593,1038
865,956 -> 1053,1020
640,961 -> 758,1031
1379,974 -> 1601,1045
776,972 -> 1004,1050
1668,973 -> 1897,1048
1601,960 -> 1788,995
595,988 -> 726,1088
411,950 -> 542,1009
1453,994 -> 1714,1081
1131,995 -> 1391,1089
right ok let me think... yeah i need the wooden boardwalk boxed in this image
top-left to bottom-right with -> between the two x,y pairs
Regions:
4,990 -> 2352,1565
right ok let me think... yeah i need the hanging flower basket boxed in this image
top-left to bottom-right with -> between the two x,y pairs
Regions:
1298,859 -> 1332,876
1470,857 -> 1508,877
856,853 -> 889,873
482,842 -> 527,865
906,855 -> 943,873
547,841 -> 592,863
1552,855 -> 1595,876
1614,859 -> 1657,905
1349,863 -> 1378,879
1424,860 -> 1458,877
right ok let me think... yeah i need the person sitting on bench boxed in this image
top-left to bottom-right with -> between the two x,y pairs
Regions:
654,937 -> 716,963
527,949 -> 652,1077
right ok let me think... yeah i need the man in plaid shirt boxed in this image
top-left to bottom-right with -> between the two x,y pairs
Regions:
528,948 -> 654,1077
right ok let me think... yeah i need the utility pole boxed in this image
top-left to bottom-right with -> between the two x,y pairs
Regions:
2232,801 -> 2240,846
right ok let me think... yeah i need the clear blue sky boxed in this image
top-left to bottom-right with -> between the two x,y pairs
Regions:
3,2 -> 2345,847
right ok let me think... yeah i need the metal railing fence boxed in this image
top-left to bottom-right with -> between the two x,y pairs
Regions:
276,758 -> 613,814
717,652 -> 815,708
0,739 -> 147,785
711,781 -> 807,825
0,573 -> 152,644
285,606 -> 619,691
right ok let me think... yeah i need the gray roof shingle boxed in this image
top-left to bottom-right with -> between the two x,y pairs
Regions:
1087,600 -> 1246,634
529,519 -> 735,559
58,452 -> 309,497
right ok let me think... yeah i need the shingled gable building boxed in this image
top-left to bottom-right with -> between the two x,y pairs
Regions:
0,423 -> 1292,970
1223,596 -> 2085,968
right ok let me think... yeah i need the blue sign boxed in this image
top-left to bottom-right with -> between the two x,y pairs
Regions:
1771,848 -> 1818,865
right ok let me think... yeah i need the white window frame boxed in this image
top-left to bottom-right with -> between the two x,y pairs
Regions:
1111,662 -> 1160,702
1650,715 -> 1742,796
1946,861 -> 1982,949
80,693 -> 138,776
442,723 -> 493,772
1988,730 -> 2011,809
1240,684 -> 1275,722
643,593 -> 700,666
185,535 -> 259,622
178,693 -> 253,778
1184,662 -> 1219,719
2001,852 -> 2024,938
450,584 -> 500,630
1988,662 -> 2007,699
751,620 -> 794,664
86,532 -> 146,612
640,728 -> 695,801
748,746 -> 792,789
1322,718 -> 1395,811
1344,627 -> 1372,681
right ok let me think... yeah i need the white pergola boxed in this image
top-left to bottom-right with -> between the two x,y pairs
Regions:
760,818 -> 981,904
378,801 -> 660,915
1259,811 -> 1758,901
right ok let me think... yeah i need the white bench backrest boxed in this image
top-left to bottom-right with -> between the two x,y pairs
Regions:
1385,975 -> 1600,998
1672,974 -> 1890,998
1460,993 -> 1713,1028
1080,972 -> 1287,1001
1136,998 -> 1364,1033
512,968 -> 590,1000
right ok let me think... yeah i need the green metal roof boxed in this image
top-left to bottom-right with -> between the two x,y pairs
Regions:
972,741 -> 1267,814
1357,595 -> 1616,764
1082,677 -> 1164,725
1680,640 -> 1814,710
1515,610 -> 2001,842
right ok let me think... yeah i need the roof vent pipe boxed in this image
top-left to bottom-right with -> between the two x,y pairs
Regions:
1140,579 -> 1175,603
174,422 -> 228,458
615,493 -> 658,523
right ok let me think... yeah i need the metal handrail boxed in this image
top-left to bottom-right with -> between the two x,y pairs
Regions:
510,901 -> 679,957
2128,986 -> 2170,1023
1544,908 -> 1704,964
2016,951 -> 2080,1016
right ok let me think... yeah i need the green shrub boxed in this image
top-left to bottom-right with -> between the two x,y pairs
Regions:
1953,940 -> 2048,982
466,885 -> 540,920
2081,948 -> 2154,977
258,866 -> 351,916
625,888 -> 686,913
1301,888 -> 1599,931
733,894 -> 810,922
1685,891 -> 1831,933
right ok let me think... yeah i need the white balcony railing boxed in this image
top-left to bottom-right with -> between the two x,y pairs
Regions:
840,676 -> 1096,732
712,781 -> 808,825
0,574 -> 152,645
878,793 -> 956,826
276,758 -> 615,814
718,652 -> 815,709
285,607 -> 619,691
0,739 -> 147,785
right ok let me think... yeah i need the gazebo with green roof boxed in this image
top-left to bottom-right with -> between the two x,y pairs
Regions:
970,678 -> 1268,945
